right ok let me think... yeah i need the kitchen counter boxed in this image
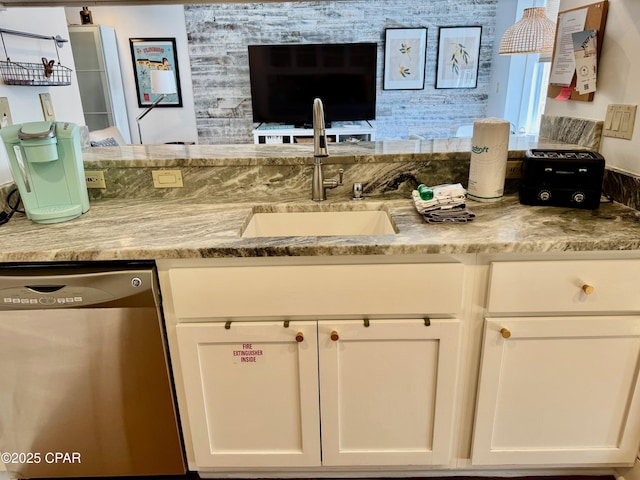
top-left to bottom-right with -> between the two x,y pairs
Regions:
80,135 -> 572,168
1,194 -> 640,262
2,118 -> 633,262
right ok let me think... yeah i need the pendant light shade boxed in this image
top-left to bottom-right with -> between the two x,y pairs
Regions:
499,7 -> 556,55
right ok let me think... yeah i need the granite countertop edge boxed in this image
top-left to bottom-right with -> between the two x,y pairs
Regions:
2,195 -> 640,263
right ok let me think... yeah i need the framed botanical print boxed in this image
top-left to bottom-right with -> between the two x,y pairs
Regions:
383,27 -> 428,90
436,26 -> 482,89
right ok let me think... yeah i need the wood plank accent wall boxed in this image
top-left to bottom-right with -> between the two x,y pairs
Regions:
184,0 -> 498,144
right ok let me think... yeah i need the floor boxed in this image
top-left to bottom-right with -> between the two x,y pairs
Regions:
0,474 -> 618,480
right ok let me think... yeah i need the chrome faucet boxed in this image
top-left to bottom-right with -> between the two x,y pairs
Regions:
312,98 -> 343,201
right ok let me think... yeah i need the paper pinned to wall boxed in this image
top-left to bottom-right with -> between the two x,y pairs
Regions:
572,29 -> 598,94
549,7 -> 588,85
555,86 -> 573,101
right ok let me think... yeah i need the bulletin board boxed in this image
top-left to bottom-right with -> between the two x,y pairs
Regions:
546,0 -> 608,102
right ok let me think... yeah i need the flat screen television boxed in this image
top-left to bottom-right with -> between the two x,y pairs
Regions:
248,42 -> 377,127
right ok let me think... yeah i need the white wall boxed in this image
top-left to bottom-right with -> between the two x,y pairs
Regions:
486,0 -> 519,121
544,0 -> 640,175
0,7 -> 85,184
64,5 -> 197,145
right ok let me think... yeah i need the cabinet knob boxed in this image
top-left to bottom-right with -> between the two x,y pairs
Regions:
330,330 -> 339,341
295,332 -> 304,343
582,284 -> 595,295
500,328 -> 511,339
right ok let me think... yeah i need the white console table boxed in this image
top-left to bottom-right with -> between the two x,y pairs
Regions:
253,124 -> 375,144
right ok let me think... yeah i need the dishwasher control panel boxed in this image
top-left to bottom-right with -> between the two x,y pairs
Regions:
0,267 -> 155,310
0,285 -> 112,308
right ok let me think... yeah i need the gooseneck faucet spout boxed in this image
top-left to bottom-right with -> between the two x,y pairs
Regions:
312,98 -> 343,201
313,98 -> 328,158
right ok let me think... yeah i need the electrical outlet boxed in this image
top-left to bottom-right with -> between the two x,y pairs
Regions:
505,160 -> 523,179
85,170 -> 106,189
0,97 -> 13,128
152,170 -> 183,188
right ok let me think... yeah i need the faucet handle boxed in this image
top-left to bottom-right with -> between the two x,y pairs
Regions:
337,168 -> 344,185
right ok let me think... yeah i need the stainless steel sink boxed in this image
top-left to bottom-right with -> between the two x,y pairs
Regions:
241,206 -> 397,238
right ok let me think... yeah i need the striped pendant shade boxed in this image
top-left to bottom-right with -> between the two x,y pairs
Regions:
499,7 -> 557,55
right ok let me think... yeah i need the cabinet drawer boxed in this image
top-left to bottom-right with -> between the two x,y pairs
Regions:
487,260 -> 640,314
167,262 -> 464,319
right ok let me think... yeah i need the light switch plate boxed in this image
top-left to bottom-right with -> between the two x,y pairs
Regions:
39,93 -> 55,121
0,97 -> 13,128
603,104 -> 636,140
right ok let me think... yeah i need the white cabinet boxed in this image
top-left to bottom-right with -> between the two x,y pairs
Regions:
159,257 -> 465,472
472,259 -> 640,467
176,321 -> 321,468
252,124 -> 375,144
473,316 -> 640,466
485,259 -> 640,314
176,317 -> 461,469
161,253 -> 640,475
68,25 -> 131,143
318,318 -> 460,466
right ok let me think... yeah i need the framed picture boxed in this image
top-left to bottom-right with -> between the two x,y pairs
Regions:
383,27 -> 427,90
129,37 -> 182,108
436,26 -> 482,89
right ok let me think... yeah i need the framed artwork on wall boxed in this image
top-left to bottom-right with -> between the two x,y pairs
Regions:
435,26 -> 482,89
383,27 -> 428,90
129,37 -> 183,108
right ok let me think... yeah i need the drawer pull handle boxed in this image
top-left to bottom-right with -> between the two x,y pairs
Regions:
582,284 -> 595,295
330,330 -> 340,341
500,328 -> 511,339
295,332 -> 304,343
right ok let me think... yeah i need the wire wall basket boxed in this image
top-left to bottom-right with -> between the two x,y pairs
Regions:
0,60 -> 72,86
0,29 -> 72,86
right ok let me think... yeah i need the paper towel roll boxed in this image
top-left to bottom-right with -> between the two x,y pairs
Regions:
467,118 -> 511,202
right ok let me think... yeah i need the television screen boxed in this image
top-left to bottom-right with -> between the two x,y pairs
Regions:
248,43 -> 377,126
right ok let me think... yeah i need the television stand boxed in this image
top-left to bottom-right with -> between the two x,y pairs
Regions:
253,122 -> 375,144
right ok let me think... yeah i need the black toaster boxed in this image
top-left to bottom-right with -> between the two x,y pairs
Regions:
519,149 -> 605,209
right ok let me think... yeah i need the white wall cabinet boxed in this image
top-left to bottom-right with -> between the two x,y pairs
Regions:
472,259 -> 640,467
68,25 -> 131,143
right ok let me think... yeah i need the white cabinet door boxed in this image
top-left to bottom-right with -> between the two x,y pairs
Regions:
472,316 -> 640,466
176,321 -> 321,468
318,319 -> 461,466
68,25 -> 131,143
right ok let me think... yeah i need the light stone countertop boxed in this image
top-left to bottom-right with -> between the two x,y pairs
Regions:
80,136 -> 575,168
2,195 -> 640,263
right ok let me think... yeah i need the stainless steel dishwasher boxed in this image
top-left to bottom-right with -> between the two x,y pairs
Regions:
0,261 -> 186,479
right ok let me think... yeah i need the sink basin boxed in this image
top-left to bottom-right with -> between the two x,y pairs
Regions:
241,208 -> 397,238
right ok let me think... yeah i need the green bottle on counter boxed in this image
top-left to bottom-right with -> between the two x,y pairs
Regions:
417,184 -> 434,201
